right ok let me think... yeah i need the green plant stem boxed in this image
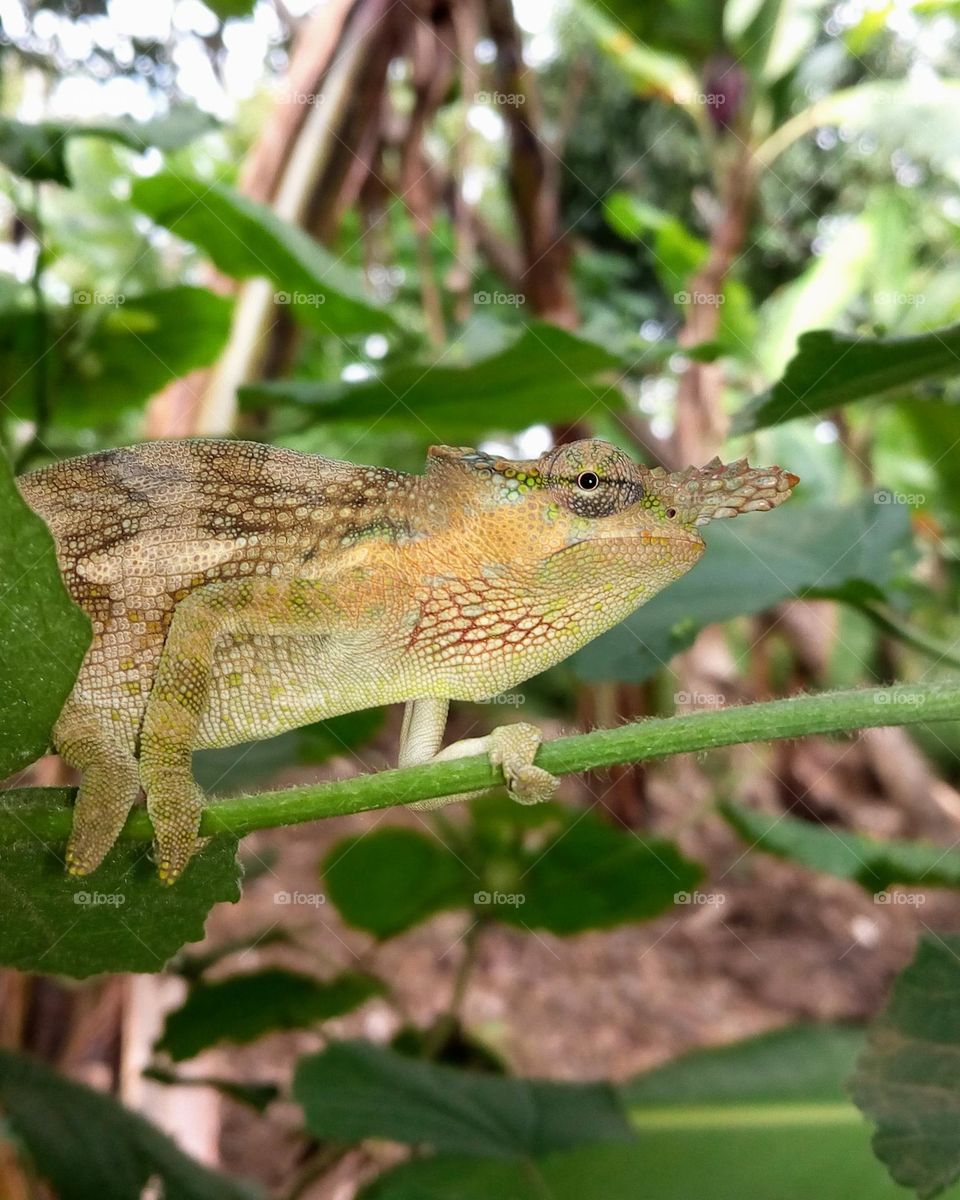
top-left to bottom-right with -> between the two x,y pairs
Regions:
2,681 -> 959,847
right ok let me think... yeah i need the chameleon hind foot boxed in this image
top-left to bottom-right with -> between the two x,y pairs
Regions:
487,722 -> 558,805
142,768 -> 206,885
406,707 -> 558,811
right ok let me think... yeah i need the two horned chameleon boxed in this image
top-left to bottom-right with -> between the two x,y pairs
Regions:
17,438 -> 797,883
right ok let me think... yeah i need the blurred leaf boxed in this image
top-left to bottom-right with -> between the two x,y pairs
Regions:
721,800 -> 960,891
143,1067 -> 279,1114
0,1048 -> 260,1200
725,0 -> 821,82
753,217 -> 876,382
895,399 -> 960,526
322,827 -> 468,939
1,456 -> 90,778
577,4 -> 705,102
294,1040 -> 635,1159
203,0 -> 257,16
482,802 -> 702,935
132,172 -> 396,335
0,790 -> 240,978
623,1023 -> 864,1106
736,324 -> 960,433
298,706 -> 386,762
573,496 -> 912,682
364,1026 -> 926,1200
324,800 -> 700,938
240,324 -> 625,439
0,286 -> 233,426
851,934 -> 960,1199
0,109 -> 217,184
157,969 -> 385,1061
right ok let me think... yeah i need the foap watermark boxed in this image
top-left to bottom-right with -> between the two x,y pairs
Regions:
74,289 -> 125,306
474,290 -> 524,307
476,89 -> 525,107
875,290 -> 925,307
874,489 -> 925,507
275,290 -> 326,308
678,89 -> 727,109
474,889 -> 525,907
74,890 -> 125,907
874,891 -> 926,907
284,89 -> 325,107
674,690 -> 726,708
873,688 -> 926,708
674,890 -> 726,907
674,290 -> 725,307
477,692 -> 526,707
274,890 -> 326,907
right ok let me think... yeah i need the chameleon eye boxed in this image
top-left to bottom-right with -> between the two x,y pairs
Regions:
577,471 -> 600,491
665,507 -> 678,518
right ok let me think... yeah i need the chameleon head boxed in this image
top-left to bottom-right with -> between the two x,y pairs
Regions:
425,439 -> 799,630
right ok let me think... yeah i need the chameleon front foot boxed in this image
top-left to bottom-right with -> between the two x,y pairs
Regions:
488,722 -> 558,805
64,759 -> 141,878
143,769 -> 206,885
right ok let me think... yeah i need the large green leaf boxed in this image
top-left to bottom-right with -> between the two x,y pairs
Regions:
0,108 -> 217,185
851,934 -> 960,1199
0,286 -> 233,426
294,1040 -> 635,1159
0,790 -> 241,978
322,799 -> 700,939
322,827 -> 468,939
721,800 -> 960,892
572,495 -> 912,682
157,969 -> 385,1061
364,1026 -> 938,1200
1,455 -> 89,778
239,324 -> 625,439
0,1048 -> 259,1200
735,324 -> 960,433
132,171 -> 395,335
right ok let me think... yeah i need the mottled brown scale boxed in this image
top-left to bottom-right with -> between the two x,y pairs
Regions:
18,437 -> 798,884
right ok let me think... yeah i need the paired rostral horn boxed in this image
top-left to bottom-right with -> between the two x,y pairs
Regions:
643,458 -> 800,526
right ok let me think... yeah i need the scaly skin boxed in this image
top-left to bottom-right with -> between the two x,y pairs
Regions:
17,438 -> 798,883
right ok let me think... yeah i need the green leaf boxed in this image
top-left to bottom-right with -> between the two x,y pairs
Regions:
573,495 -> 912,682
851,934 -> 960,1199
322,828 -> 469,939
0,286 -> 233,426
323,801 -> 700,939
0,1048 -> 260,1200
480,801 -> 702,935
735,323 -> 960,433
294,1040 -> 635,1159
0,790 -> 241,978
132,172 -> 395,335
0,109 -> 217,184
203,0 -> 257,16
157,969 -> 385,1061
1,456 -> 90,778
144,1066 -> 279,1114
240,324 -> 625,439
364,1026 -> 924,1200
721,799 -> 960,892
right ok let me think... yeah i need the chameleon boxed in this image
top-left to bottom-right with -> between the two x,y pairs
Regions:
17,438 -> 797,884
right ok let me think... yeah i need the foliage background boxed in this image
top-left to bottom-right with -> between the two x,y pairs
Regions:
4,0 -> 960,1197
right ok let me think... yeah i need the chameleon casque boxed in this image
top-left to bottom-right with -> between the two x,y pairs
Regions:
18,438 -> 798,884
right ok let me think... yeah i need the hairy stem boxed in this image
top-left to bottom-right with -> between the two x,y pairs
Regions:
2,681 -> 958,847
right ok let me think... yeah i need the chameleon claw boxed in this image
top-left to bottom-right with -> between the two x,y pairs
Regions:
489,722 -> 558,806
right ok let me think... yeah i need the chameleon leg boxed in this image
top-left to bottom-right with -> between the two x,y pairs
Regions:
139,578 -> 344,883
55,700 -> 142,876
401,698 -> 558,811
